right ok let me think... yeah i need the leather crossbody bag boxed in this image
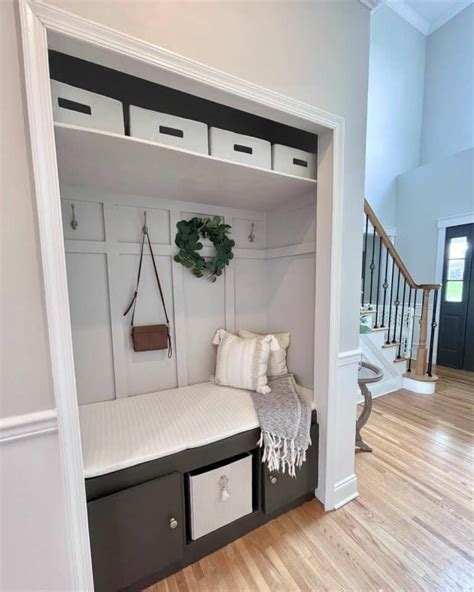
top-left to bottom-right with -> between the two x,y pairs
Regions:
123,229 -> 172,356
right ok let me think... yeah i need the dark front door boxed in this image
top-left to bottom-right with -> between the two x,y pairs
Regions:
437,223 -> 474,370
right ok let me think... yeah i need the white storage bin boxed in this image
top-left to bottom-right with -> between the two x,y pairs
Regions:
189,454 -> 253,540
129,106 -> 208,154
51,81 -> 124,134
272,144 -> 317,179
209,128 -> 271,169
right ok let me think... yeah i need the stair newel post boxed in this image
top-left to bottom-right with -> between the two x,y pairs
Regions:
415,288 -> 431,377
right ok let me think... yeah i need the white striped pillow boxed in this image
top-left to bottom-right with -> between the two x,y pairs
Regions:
238,329 -> 290,376
212,329 -> 280,394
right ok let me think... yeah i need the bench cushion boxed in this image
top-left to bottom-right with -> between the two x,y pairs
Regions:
80,381 -> 314,478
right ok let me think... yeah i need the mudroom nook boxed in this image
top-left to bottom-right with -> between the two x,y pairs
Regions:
17,3 -> 358,590
53,48 -> 320,591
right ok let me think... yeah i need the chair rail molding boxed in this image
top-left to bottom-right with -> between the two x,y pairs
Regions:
19,0 -> 349,587
0,409 -> 58,444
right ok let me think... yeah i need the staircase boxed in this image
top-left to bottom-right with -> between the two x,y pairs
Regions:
360,200 -> 441,395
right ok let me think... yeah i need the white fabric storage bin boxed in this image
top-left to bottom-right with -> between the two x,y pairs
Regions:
272,144 -> 317,179
209,128 -> 271,169
129,106 -> 208,154
189,454 -> 253,540
51,81 -> 124,134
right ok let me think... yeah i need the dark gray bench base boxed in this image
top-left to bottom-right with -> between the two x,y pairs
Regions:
86,412 -> 318,592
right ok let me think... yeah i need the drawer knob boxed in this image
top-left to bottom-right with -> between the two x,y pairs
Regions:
169,517 -> 178,530
270,475 -> 277,484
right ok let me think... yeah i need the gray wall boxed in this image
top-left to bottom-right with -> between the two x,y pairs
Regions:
365,3 -> 426,227
396,148 -> 474,283
420,4 -> 474,165
0,1 -> 73,590
365,3 -> 473,287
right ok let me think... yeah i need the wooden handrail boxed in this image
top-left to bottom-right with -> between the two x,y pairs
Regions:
364,200 -> 441,290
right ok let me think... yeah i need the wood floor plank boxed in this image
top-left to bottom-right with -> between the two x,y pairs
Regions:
146,366 -> 474,591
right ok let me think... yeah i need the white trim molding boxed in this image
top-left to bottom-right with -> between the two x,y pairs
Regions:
319,349 -> 361,509
333,474 -> 359,509
437,212 -> 474,230
0,409 -> 58,444
338,349 -> 362,367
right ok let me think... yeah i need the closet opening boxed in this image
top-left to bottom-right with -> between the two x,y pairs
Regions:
20,5 -> 349,587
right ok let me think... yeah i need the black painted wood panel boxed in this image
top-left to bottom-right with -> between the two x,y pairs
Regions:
88,473 -> 184,592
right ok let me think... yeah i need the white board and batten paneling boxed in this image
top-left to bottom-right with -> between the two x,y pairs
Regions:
62,187 -> 316,405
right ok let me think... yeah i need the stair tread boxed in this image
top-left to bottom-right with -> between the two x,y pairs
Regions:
394,356 -> 408,363
382,342 -> 399,348
370,327 -> 387,332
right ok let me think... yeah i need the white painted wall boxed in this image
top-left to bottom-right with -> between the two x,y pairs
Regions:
365,3 -> 426,227
0,1 -> 74,589
396,148 -> 474,283
420,4 -> 474,165
62,189 -> 319,404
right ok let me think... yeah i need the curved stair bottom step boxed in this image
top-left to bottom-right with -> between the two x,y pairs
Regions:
402,372 -> 438,395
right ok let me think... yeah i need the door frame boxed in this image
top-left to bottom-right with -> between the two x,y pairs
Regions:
19,0 -> 353,588
435,213 -> 474,364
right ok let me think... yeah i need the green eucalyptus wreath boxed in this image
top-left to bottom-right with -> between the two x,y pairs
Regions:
174,216 -> 235,282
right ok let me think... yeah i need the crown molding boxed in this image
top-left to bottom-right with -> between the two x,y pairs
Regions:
383,0 -> 429,34
428,0 -> 473,34
376,0 -> 472,36
359,0 -> 382,9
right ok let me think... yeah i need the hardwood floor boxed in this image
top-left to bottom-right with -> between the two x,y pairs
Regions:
147,367 -> 474,591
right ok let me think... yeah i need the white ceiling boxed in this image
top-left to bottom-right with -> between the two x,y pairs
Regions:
379,0 -> 473,35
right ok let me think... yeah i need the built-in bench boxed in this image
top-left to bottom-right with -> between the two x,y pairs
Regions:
81,382 -> 319,592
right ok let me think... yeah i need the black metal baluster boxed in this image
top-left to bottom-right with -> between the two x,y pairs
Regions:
386,258 -> 395,345
403,287 -> 413,361
407,290 -> 417,372
361,215 -> 369,307
392,269 -> 401,343
427,289 -> 439,377
381,248 -> 389,328
397,279 -> 407,359
374,235 -> 383,329
368,223 -> 377,309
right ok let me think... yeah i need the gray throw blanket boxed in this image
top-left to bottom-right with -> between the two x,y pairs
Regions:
251,373 -> 312,477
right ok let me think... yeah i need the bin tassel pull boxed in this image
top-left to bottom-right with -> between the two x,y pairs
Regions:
219,475 -> 230,501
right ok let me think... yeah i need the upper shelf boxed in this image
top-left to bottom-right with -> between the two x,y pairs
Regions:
53,123 -> 317,211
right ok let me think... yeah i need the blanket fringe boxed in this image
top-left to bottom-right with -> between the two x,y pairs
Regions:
258,431 -> 309,478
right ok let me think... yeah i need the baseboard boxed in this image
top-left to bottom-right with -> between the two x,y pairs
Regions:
332,473 -> 359,509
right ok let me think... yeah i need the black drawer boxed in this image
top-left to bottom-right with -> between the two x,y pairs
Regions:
88,472 -> 184,592
262,422 -> 318,514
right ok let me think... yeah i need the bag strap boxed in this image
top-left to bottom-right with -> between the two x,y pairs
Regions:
123,229 -> 172,357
